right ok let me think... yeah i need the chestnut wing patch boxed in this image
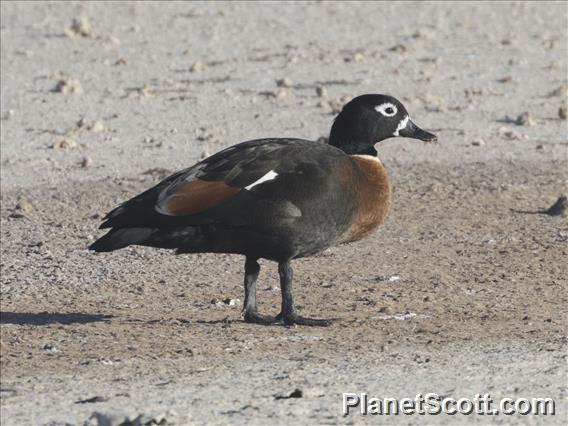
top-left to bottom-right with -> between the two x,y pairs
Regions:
157,179 -> 241,216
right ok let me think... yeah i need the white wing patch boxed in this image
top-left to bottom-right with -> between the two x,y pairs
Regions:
374,102 -> 398,117
393,115 -> 410,136
245,170 -> 278,190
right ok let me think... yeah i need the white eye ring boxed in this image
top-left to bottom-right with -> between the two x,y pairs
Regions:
374,102 -> 398,117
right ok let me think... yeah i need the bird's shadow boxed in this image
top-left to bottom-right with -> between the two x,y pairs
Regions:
0,312 -> 113,326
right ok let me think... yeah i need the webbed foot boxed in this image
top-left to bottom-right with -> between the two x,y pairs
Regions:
243,310 -> 277,325
277,312 -> 335,327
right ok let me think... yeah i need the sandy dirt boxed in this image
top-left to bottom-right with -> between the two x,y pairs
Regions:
1,2 -> 567,425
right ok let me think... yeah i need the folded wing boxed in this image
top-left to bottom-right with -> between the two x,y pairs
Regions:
100,139 -> 319,230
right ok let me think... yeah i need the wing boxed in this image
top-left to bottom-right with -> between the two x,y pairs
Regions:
99,138 -> 345,230
157,179 -> 241,216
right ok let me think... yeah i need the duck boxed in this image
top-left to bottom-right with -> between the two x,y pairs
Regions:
90,94 -> 436,326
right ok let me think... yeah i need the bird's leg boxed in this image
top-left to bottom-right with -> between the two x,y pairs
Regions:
277,260 -> 333,326
242,257 -> 276,324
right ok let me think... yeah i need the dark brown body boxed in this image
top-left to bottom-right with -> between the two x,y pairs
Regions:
145,151 -> 391,261
91,140 -> 391,262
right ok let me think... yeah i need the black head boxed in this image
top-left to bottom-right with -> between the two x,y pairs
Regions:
328,94 -> 437,156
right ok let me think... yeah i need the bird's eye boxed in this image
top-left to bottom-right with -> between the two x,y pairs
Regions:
374,103 -> 398,117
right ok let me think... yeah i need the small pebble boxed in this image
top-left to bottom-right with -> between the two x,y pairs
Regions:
472,139 -> 485,147
499,128 -> 525,140
42,344 -> 58,353
375,275 -> 401,283
190,61 -> 208,73
81,157 -> 93,168
353,52 -> 365,62
275,389 -> 303,400
394,312 -> 417,321
77,117 -> 89,128
316,86 -> 327,98
412,29 -> 433,39
53,77 -> 83,95
389,44 -> 409,53
275,88 -> 288,99
464,88 -> 484,98
276,78 -> 293,88
15,200 -> 33,213
515,112 -> 535,126
109,35 -> 121,46
559,105 -> 567,120
65,17 -> 95,38
90,121 -> 104,133
52,138 -> 77,150
128,85 -> 155,100
345,52 -> 365,63
287,55 -> 300,64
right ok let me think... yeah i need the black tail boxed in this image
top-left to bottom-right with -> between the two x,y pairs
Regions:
89,228 -> 154,252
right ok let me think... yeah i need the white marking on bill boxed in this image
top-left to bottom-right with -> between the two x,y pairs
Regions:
393,115 -> 410,136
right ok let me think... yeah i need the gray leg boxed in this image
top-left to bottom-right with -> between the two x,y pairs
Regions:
277,260 -> 333,326
242,257 -> 275,324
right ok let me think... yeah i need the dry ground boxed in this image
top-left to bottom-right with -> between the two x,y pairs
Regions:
2,161 -> 567,424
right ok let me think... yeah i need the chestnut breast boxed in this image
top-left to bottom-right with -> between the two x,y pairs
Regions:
340,155 -> 391,244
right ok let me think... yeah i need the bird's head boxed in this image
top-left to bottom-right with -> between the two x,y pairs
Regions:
329,94 -> 437,156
